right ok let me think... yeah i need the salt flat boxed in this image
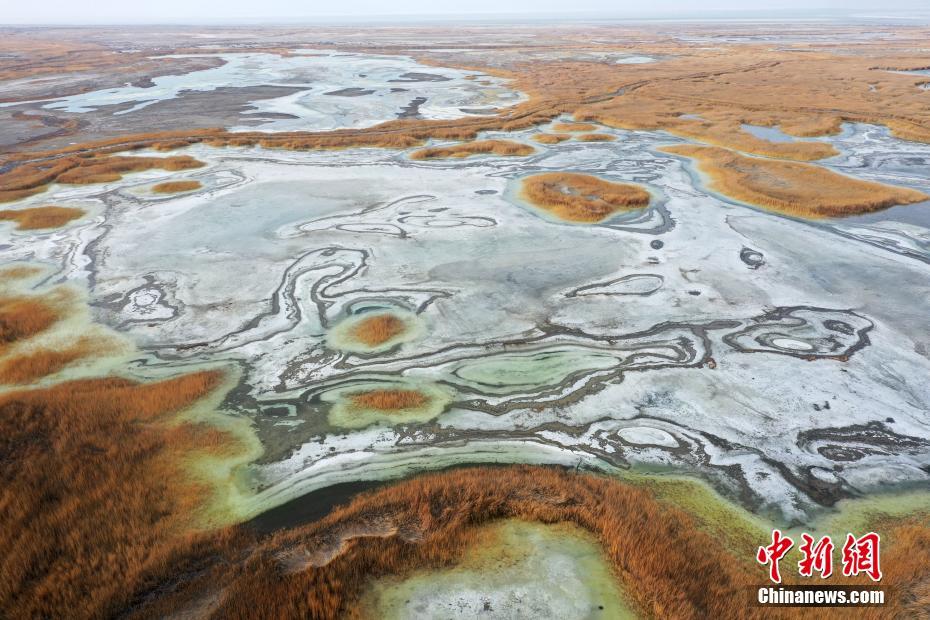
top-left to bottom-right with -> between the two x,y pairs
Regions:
8,112 -> 929,523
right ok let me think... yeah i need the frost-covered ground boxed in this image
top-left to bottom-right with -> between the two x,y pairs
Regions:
5,106 -> 930,524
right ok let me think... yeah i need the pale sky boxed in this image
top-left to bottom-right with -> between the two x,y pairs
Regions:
0,0 -> 926,25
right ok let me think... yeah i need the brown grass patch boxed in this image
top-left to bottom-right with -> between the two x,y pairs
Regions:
519,172 -> 650,222
348,314 -> 407,347
532,133 -> 571,144
151,180 -> 202,194
0,266 -> 42,281
552,122 -> 598,132
56,155 -> 205,185
349,389 -> 429,411
662,144 -> 929,218
0,205 -> 85,230
0,370 -> 234,619
409,139 -> 534,160
575,133 -> 616,142
0,294 -> 60,351
121,465 -> 930,619
0,337 -> 104,384
0,155 -> 205,202
8,32 -> 930,171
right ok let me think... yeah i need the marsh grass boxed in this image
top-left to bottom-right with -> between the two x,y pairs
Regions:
0,205 -> 85,230
151,180 -> 202,194
0,155 -> 205,202
409,139 -> 534,160
348,314 -> 406,347
122,465 -> 930,620
348,389 -> 429,411
0,337 -> 104,384
661,144 -> 928,218
532,133 -> 571,144
552,122 -> 598,132
0,294 -> 61,351
0,370 -> 231,619
575,133 -> 616,142
520,172 -> 650,222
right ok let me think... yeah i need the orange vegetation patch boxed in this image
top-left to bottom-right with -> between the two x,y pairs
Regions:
348,313 -> 407,347
348,389 -> 429,411
56,155 -> 205,184
519,172 -> 650,223
151,180 -> 202,194
122,465 -> 930,619
575,133 -> 616,142
662,144 -> 929,218
0,294 -> 60,351
0,266 -> 42,281
409,139 -> 534,160
532,133 -> 571,144
9,32 -> 930,170
0,205 -> 85,230
0,370 -> 236,619
0,337 -> 104,384
0,155 -> 204,203
552,122 -> 598,132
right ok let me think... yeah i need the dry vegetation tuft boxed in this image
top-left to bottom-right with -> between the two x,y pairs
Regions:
532,133 -> 571,144
575,133 -> 616,142
0,155 -> 205,202
662,144 -> 929,218
409,139 -> 534,160
122,465 -> 930,619
56,155 -> 205,184
552,122 -> 598,132
0,266 -> 42,281
151,180 -> 202,194
0,205 -> 85,230
349,389 -> 429,411
348,314 -> 407,347
520,172 -> 650,222
0,370 -> 232,618
0,337 -> 104,384
0,294 -> 60,351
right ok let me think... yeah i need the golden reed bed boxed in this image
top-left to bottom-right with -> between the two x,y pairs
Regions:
347,314 -> 407,347
122,465 -> 929,620
0,155 -> 204,203
151,180 -> 202,194
662,144 -> 928,218
348,388 -> 430,411
0,205 -> 85,229
532,132 -> 571,144
519,172 -> 651,223
409,139 -> 534,160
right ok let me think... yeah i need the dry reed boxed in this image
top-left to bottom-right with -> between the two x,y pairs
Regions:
349,389 -> 429,411
0,155 -> 205,202
661,144 -> 929,218
0,205 -> 85,230
123,465 -> 930,620
409,140 -> 534,160
575,133 -> 616,142
519,172 -> 650,222
552,122 -> 598,132
532,133 -> 571,144
348,314 -> 406,347
0,370 -> 230,618
0,337 -> 103,384
151,180 -> 202,194
0,295 -> 60,351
